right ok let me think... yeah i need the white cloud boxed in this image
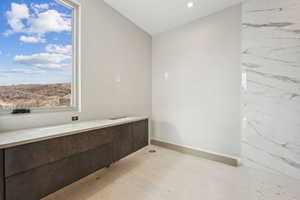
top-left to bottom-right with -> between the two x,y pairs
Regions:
34,63 -> 71,68
4,3 -> 71,36
14,53 -> 71,68
0,68 -> 45,74
20,35 -> 45,43
46,44 -> 72,54
31,3 -> 49,14
28,10 -> 71,34
5,3 -> 29,35
33,4 -> 49,10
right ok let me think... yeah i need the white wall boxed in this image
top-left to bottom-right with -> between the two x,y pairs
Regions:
0,0 -> 152,132
152,5 -> 242,158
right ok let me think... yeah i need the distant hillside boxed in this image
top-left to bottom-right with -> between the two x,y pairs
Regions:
0,83 -> 71,110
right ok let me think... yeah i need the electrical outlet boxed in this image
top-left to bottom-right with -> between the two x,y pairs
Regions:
72,116 -> 79,121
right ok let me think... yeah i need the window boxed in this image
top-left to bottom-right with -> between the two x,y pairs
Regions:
0,0 -> 80,114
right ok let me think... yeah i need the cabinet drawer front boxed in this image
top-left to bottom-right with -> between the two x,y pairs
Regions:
113,124 -> 133,162
132,120 -> 149,152
5,128 -> 112,177
5,144 -> 112,200
0,150 -> 4,200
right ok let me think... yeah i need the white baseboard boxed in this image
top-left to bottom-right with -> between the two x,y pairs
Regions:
151,139 -> 240,167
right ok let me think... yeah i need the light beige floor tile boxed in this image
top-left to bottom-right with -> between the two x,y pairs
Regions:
43,145 -> 300,200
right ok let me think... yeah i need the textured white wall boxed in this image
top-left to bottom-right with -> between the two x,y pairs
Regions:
152,5 -> 242,158
0,0 -> 152,132
242,0 -> 300,179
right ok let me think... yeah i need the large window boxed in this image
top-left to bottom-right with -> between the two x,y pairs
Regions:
0,0 -> 80,113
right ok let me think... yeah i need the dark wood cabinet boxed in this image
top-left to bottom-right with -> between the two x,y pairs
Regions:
0,150 -> 4,200
5,128 -> 112,177
132,120 -> 149,152
6,144 -> 112,200
0,119 -> 148,200
113,124 -> 133,162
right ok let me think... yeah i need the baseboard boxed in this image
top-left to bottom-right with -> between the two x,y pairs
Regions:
151,139 -> 239,167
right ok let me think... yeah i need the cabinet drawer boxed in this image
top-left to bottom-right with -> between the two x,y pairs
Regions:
5,144 -> 112,200
113,124 -> 133,162
0,150 -> 4,200
132,120 -> 148,152
5,128 -> 113,177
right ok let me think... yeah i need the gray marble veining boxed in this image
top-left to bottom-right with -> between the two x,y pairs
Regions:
242,0 -> 300,179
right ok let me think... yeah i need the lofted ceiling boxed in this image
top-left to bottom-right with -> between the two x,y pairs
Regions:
104,0 -> 243,35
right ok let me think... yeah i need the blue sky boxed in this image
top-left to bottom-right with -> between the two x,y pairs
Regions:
0,0 -> 72,86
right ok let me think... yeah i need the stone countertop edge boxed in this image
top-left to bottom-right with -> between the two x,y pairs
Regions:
0,116 -> 149,149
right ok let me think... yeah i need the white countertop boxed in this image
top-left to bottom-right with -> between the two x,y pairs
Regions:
0,116 -> 148,149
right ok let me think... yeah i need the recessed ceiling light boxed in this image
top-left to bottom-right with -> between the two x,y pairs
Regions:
187,2 -> 194,8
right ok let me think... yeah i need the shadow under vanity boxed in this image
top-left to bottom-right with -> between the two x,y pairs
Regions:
0,118 -> 148,200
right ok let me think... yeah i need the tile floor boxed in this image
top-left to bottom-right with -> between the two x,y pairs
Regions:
43,145 -> 300,200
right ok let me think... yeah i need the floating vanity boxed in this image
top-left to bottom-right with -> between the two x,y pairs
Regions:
0,117 -> 148,200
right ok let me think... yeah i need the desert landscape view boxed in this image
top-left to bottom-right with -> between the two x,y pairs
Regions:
0,83 -> 71,110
